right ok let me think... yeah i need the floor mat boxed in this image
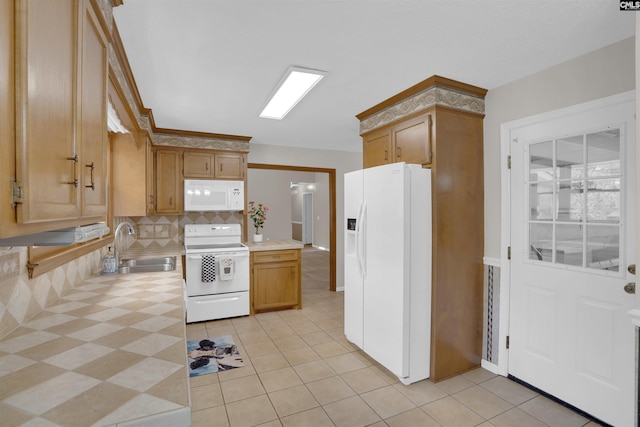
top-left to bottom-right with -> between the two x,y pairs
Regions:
187,335 -> 244,377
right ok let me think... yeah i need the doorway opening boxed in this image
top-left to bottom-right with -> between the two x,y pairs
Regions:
248,163 -> 336,291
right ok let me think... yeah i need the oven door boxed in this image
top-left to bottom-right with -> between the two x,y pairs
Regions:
185,250 -> 249,297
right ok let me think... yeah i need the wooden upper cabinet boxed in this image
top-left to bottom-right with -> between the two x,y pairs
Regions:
155,149 -> 182,214
183,151 -> 245,179
393,113 -> 433,166
214,152 -> 245,179
15,0 -> 79,222
362,112 -> 433,169
183,151 -> 214,178
111,133 -> 147,217
363,128 -> 391,169
146,137 -> 155,215
14,0 -> 108,223
78,0 -> 108,217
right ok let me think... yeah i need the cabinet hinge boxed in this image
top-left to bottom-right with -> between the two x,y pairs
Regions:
11,178 -> 24,206
507,155 -> 511,169
507,246 -> 511,260
506,335 -> 510,349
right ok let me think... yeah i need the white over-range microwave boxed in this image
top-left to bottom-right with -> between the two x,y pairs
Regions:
184,179 -> 244,212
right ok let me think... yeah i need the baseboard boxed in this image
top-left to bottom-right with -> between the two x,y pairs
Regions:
481,359 -> 499,374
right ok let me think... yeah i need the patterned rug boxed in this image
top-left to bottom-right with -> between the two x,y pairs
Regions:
187,335 -> 244,377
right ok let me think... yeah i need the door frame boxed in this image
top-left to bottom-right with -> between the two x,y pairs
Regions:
248,163 -> 337,291
498,90 -> 636,377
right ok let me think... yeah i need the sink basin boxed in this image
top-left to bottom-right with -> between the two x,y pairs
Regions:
118,256 -> 177,274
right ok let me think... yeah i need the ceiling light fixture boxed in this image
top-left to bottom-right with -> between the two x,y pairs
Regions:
260,66 -> 327,120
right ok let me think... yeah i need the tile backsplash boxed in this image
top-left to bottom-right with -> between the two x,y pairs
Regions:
118,212 -> 244,252
0,246 -> 104,339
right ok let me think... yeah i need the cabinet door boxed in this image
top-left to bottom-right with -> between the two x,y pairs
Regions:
392,113 -> 432,166
78,0 -> 108,217
15,0 -> 80,222
214,153 -> 245,179
112,133 -> 146,216
183,151 -> 214,178
146,137 -> 155,214
362,128 -> 391,169
155,149 -> 182,214
252,261 -> 300,311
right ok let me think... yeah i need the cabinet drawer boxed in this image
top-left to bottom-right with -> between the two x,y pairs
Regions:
253,250 -> 299,263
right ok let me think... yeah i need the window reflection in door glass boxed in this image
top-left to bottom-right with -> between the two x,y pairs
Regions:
587,130 -> 620,178
586,178 -> 620,223
557,136 -> 584,179
530,182 -> 554,220
555,223 -> 583,267
529,141 -> 554,181
586,225 -> 619,271
525,127 -> 622,272
529,222 -> 553,262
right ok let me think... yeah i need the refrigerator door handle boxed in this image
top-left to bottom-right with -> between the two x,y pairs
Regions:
359,201 -> 367,277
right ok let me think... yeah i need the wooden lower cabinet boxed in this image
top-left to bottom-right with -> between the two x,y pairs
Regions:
250,249 -> 301,314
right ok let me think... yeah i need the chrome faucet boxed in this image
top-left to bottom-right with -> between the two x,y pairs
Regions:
114,221 -> 135,267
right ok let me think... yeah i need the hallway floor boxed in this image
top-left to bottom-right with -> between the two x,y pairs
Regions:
187,248 -> 603,427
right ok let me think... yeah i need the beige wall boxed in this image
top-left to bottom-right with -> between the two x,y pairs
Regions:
483,36 -> 635,258
248,143 -> 362,288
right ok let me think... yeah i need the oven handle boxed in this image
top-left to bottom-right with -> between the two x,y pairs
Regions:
187,252 -> 249,260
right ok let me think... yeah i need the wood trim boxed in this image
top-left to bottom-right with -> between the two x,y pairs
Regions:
154,127 -> 252,142
88,0 -> 112,44
356,75 -> 487,120
28,236 -> 113,278
248,163 -> 337,292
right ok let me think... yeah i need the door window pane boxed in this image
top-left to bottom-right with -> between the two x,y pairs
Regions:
586,225 -> 619,271
587,130 -> 620,178
530,182 -> 554,220
586,178 -> 620,223
529,141 -> 554,181
555,223 -> 583,267
525,126 -> 623,273
557,136 -> 584,179
530,223 -> 553,262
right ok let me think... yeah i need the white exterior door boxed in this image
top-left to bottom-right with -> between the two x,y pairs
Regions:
508,93 -> 636,427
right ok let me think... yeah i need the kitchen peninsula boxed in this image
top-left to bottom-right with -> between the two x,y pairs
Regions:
246,240 -> 303,315
0,264 -> 190,427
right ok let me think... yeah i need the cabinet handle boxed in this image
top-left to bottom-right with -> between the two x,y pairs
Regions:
206,162 -> 209,171
384,150 -> 388,161
396,147 -> 401,158
169,196 -> 173,206
85,162 -> 95,190
66,154 -> 79,187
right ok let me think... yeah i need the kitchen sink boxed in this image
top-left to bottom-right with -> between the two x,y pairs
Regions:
118,256 -> 177,274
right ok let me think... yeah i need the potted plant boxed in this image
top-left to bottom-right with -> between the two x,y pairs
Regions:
248,201 -> 268,242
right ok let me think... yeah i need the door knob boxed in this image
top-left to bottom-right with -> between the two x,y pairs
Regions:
624,282 -> 635,294
628,264 -> 636,275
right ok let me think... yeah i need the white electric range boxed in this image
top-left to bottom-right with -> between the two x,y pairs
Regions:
184,223 -> 250,323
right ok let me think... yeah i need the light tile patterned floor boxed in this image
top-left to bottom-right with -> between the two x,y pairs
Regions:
188,248 -> 605,427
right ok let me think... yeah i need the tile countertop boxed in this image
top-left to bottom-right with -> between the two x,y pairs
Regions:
0,259 -> 190,427
243,239 -> 304,251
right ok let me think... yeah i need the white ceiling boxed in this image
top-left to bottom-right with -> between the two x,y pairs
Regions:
113,0 -> 634,153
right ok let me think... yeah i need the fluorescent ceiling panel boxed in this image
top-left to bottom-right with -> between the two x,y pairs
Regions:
260,67 -> 326,120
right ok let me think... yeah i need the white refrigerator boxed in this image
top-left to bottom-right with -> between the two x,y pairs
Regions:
344,162 -> 431,385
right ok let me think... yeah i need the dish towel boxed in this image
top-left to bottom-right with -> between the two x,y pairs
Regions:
219,257 -> 234,281
201,255 -> 216,283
